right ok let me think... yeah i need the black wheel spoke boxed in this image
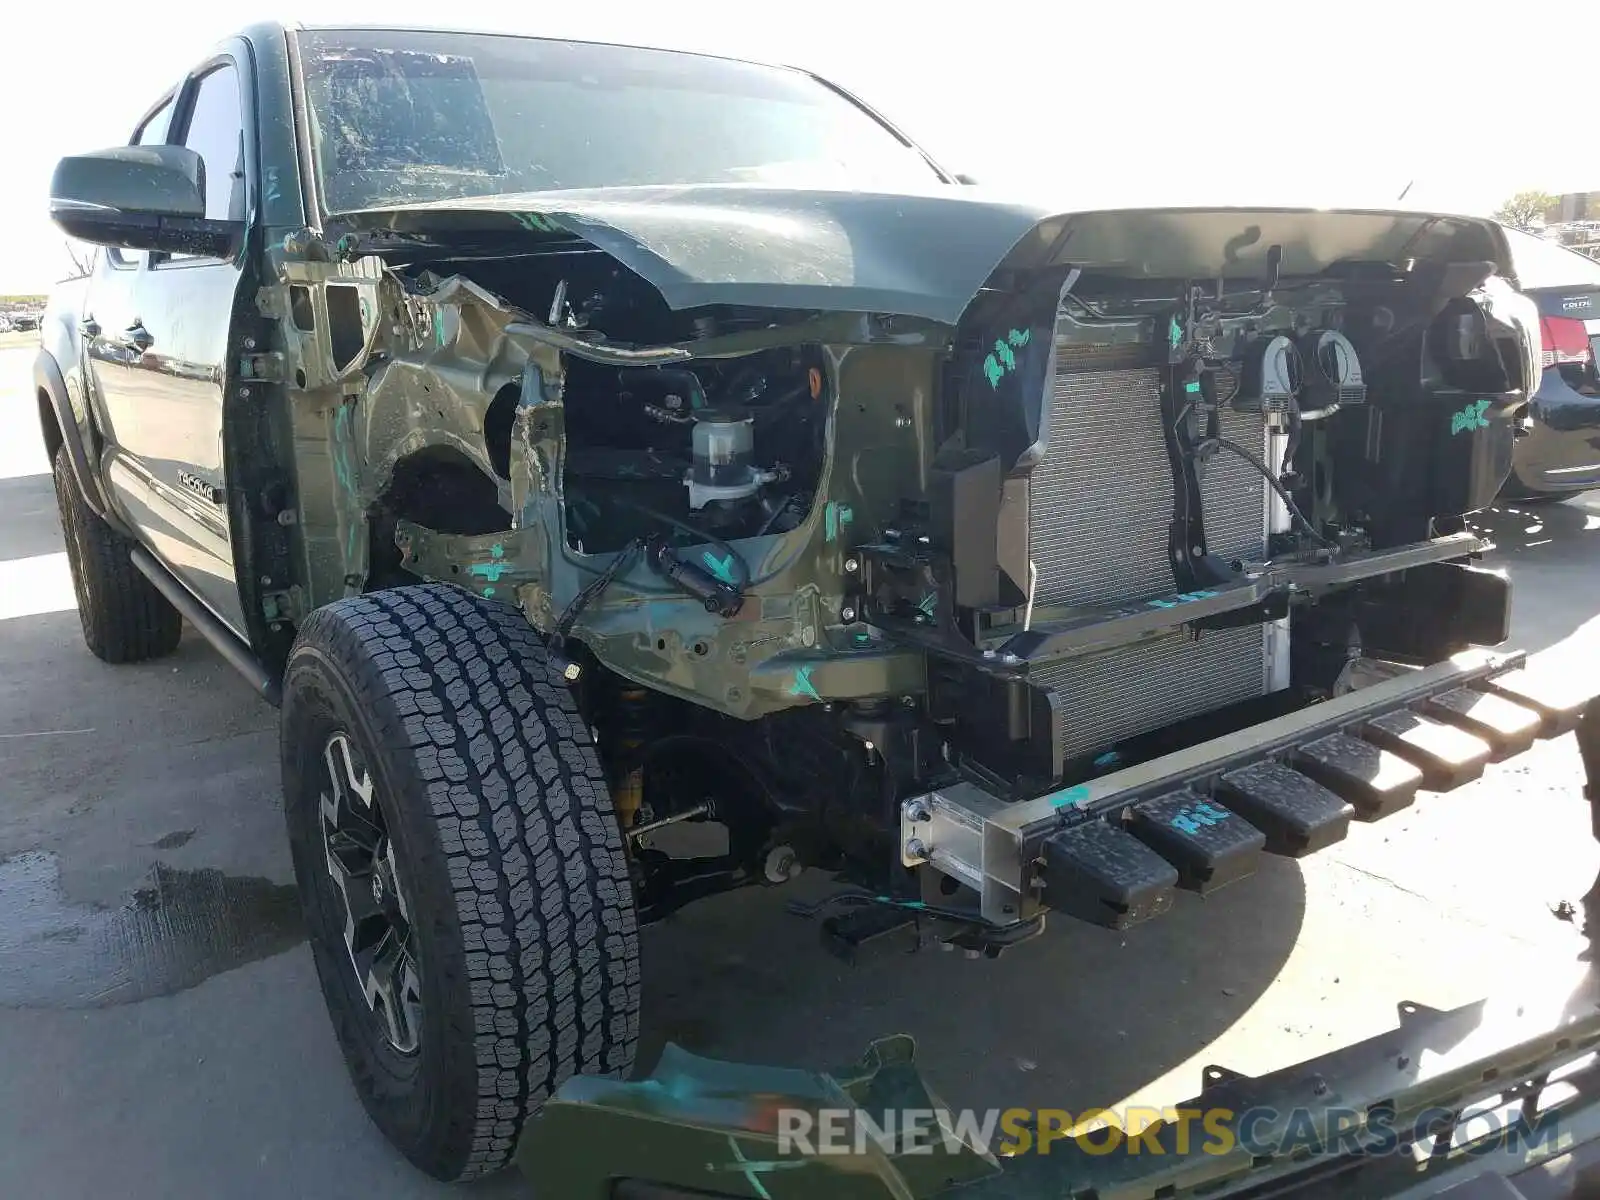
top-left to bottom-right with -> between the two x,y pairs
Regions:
319,730 -> 423,1056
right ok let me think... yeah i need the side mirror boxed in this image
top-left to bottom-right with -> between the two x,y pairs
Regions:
49,145 -> 241,259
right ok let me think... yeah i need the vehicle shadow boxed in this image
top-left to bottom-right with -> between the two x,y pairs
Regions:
639,851 -> 1308,1116
1470,493 -> 1600,656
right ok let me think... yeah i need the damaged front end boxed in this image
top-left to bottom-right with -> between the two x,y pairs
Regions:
256,178 -> 1562,941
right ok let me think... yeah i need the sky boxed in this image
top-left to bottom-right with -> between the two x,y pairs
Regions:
1,0 -> 1593,296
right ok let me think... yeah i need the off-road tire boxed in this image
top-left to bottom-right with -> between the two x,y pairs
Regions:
51,443 -> 182,663
280,584 -> 640,1181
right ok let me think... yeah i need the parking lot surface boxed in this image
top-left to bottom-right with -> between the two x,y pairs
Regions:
2,344 -> 1599,1197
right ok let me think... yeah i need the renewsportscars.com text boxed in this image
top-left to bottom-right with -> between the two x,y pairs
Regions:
776,1105 -> 1561,1158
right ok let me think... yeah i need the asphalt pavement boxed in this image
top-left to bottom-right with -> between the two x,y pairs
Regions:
3,344 -> 1600,1197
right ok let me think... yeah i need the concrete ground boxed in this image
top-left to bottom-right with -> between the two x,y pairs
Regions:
2,343 -> 1599,1197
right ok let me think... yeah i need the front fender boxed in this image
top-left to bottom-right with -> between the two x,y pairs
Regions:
33,348 -> 119,526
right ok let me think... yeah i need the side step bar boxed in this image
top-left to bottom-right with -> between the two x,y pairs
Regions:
129,546 -> 281,706
901,649 -> 1593,929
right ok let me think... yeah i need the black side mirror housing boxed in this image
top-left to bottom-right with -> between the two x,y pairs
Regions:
49,145 -> 242,259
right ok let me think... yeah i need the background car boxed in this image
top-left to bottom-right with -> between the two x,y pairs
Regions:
1500,226 -> 1600,501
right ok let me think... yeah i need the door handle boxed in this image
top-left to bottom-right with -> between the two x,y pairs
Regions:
123,322 -> 154,352
78,317 -> 100,337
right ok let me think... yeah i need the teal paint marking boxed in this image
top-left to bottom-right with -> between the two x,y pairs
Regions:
483,586 -> 495,598
468,562 -> 510,583
490,542 -> 505,559
1169,316 -> 1184,349
1048,784 -> 1092,809
1147,589 -> 1219,609
432,310 -> 446,347
1171,800 -> 1231,837
874,896 -> 926,909
1451,398 -> 1492,435
702,551 -> 736,584
788,666 -> 822,701
331,404 -> 356,495
264,167 -> 281,204
917,593 -> 937,617
511,211 -> 558,233
984,330 -> 1032,389
1093,750 -> 1122,769
1184,379 -> 1202,394
824,500 -> 853,542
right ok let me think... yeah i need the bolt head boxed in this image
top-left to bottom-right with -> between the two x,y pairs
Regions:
904,799 -> 931,823
904,837 -> 928,859
561,662 -> 583,682
844,556 -> 860,573
841,605 -> 857,623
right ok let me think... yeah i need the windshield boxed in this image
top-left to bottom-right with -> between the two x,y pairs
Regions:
295,29 -> 946,214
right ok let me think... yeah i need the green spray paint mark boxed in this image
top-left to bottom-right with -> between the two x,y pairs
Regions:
483,586 -> 496,598
433,310 -> 446,347
469,562 -> 510,582
1184,379 -> 1202,394
264,167 -> 281,204
1451,398 -> 1492,436
1048,784 -> 1092,809
1169,316 -> 1184,350
788,666 -> 821,701
1007,327 -> 1031,348
490,542 -> 505,559
853,631 -> 872,646
511,211 -> 558,233
823,501 -> 854,542
993,338 -> 1017,372
983,354 -> 1005,388
702,551 -> 736,584
917,593 -> 937,617
1147,588 -> 1220,609
331,404 -> 357,495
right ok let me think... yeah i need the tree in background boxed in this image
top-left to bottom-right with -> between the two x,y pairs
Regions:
1494,190 -> 1557,230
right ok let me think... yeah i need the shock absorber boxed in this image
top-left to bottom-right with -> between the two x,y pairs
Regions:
610,686 -> 651,834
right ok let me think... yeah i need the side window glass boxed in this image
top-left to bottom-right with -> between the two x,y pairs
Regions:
163,64 -> 245,263
108,96 -> 176,266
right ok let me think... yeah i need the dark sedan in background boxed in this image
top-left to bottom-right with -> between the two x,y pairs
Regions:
1501,226 -> 1600,500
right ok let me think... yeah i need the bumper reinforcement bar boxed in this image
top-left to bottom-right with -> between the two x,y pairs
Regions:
901,648 -> 1594,928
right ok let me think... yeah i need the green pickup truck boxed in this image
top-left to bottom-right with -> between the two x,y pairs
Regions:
35,19 -> 1600,1191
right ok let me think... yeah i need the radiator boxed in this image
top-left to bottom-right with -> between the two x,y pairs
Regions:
1024,324 -> 1273,757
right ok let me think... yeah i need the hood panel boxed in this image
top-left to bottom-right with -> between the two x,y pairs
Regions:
341,185 -> 1514,325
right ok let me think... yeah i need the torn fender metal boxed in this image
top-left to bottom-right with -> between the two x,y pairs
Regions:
333,188 -> 1521,327
517,989 -> 1600,1199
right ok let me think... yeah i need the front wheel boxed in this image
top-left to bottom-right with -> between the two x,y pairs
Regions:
280,585 -> 640,1181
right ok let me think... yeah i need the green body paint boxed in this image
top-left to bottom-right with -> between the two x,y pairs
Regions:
787,666 -> 821,700
1451,398 -> 1492,435
702,551 -> 736,584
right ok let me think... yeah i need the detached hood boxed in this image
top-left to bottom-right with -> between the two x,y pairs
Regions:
337,184 -> 1515,326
